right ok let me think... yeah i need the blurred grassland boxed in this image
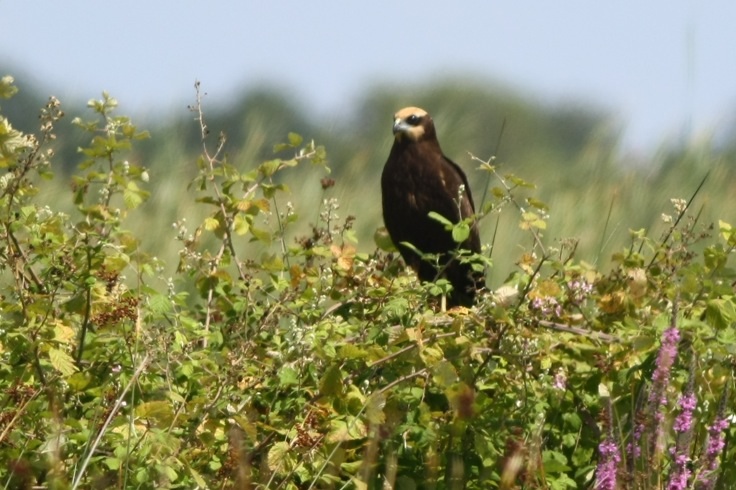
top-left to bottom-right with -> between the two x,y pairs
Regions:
10,77 -> 736,286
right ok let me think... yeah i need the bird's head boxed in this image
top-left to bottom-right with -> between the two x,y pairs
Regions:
392,106 -> 434,142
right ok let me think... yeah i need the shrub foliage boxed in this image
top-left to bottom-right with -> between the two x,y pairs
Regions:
0,77 -> 734,489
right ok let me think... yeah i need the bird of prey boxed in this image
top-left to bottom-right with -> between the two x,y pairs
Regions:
381,106 -> 484,307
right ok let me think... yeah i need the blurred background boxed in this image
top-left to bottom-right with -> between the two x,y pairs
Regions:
2,1 -> 736,284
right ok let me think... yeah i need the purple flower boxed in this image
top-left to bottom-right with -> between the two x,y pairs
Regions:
667,360 -> 697,490
667,445 -> 692,490
552,369 -> 566,391
668,467 -> 691,490
567,279 -> 593,304
696,416 -> 730,489
650,326 -> 679,389
673,393 -> 696,433
595,439 -> 620,490
530,295 -> 562,317
644,325 -> 680,457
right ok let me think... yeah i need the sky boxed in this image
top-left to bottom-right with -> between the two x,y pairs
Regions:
1,1 -> 736,153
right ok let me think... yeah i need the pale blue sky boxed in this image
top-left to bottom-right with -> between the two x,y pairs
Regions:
1,1 -> 735,152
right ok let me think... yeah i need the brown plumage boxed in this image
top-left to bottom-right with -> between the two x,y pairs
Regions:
381,106 -> 484,307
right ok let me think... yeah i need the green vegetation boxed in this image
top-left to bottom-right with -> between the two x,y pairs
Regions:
0,75 -> 734,489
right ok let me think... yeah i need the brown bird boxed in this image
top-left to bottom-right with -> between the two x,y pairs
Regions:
381,106 -> 484,307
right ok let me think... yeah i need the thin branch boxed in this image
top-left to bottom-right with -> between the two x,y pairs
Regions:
377,368 -> 429,395
536,319 -> 620,343
71,354 -> 150,490
470,152 -> 547,255
0,388 -> 40,445
647,170 -> 710,270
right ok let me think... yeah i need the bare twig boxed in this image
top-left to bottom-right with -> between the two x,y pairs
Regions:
536,319 -> 620,343
71,354 -> 151,490
0,388 -> 40,445
470,152 -> 547,255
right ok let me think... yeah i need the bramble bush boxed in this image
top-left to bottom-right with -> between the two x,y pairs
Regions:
0,76 -> 734,489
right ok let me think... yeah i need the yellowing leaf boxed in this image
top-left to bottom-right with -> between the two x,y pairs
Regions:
0,75 -> 19,99
203,217 -> 220,231
54,322 -> 76,344
0,116 -> 28,164
267,441 -> 294,475
135,401 -> 175,426
331,244 -> 356,271
350,477 -> 369,490
326,417 -> 367,443
49,348 -> 78,376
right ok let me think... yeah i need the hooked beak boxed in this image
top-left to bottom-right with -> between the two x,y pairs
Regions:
392,118 -> 410,135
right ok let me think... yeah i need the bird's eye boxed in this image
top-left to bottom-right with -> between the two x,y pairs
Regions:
407,115 -> 421,125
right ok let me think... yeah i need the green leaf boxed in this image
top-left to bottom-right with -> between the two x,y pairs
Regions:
288,132 -> 303,146
506,174 -> 535,188
542,450 -> 571,473
259,159 -> 281,177
147,293 -> 173,315
123,181 -> 146,209
188,467 -> 207,488
67,372 -> 91,391
278,366 -> 299,386
319,364 -> 343,397
233,213 -> 250,235
451,222 -> 470,243
156,464 -> 178,483
338,344 -> 367,360
428,211 -> 453,229
526,197 -> 549,211
432,360 -> 458,388
49,348 -> 78,376
705,298 -> 736,330
250,226 -> 272,243
374,227 -> 396,251
136,401 -> 175,426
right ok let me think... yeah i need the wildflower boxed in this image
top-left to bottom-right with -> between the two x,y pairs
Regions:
567,278 -> 593,304
696,415 -> 730,489
552,369 -> 566,391
596,397 -> 619,489
668,465 -> 691,490
650,327 -> 680,400
672,393 -> 696,433
668,375 -> 696,490
671,198 -> 687,214
530,295 -> 562,318
645,324 -> 680,456
594,439 -> 620,490
630,307 -> 681,466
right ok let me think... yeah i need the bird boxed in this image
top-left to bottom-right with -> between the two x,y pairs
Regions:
381,106 -> 484,307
